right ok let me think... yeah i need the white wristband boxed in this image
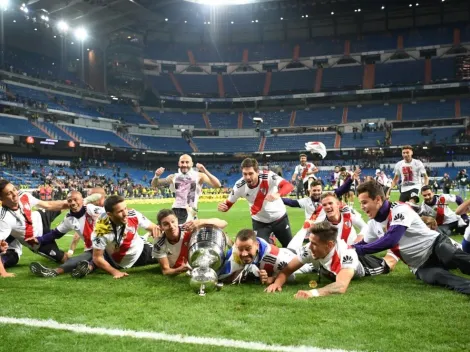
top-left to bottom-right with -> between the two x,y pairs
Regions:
310,289 -> 320,297
67,250 -> 74,256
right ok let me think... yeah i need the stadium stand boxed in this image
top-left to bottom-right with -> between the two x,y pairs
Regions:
264,133 -> 336,151
0,115 -> 48,138
65,125 -> 132,148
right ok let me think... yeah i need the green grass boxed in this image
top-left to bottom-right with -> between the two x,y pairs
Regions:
1,195 -> 469,352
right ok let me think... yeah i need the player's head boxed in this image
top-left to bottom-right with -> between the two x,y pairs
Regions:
334,166 -> 340,172
320,192 -> 340,219
240,158 -> 259,187
308,221 -> 337,259
66,191 -> 83,213
309,180 -> 323,199
421,216 -> 437,231
104,195 -> 128,225
420,185 -> 434,204
339,166 -> 348,177
299,154 -> 307,165
357,181 -> 385,219
157,209 -> 179,239
90,187 -> 106,207
0,179 -> 18,209
178,154 -> 193,174
401,145 -> 413,163
235,229 -> 259,264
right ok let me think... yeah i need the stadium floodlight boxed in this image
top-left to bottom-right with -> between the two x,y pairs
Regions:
57,20 -> 69,32
185,0 -> 255,5
415,2 -> 419,5
165,18 -> 168,21
230,21 -> 234,24
331,11 -> 334,15
280,17 -> 283,20
255,19 -> 258,22
0,0 -> 9,11
74,27 -> 88,41
34,28 -> 37,31
207,21 -> 210,24
305,14 -> 308,18
381,5 -> 385,10
20,3 -> 28,13
409,4 -> 412,7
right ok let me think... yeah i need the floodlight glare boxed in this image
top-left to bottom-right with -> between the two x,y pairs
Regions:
57,20 -> 69,32
0,0 -> 9,11
74,27 -> 88,41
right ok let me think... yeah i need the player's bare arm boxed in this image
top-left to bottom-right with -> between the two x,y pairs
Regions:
197,163 -> 221,188
93,249 -> 128,279
294,268 -> 354,299
151,167 -> 174,188
159,256 -> 191,276
455,199 -> 470,215
265,257 -> 303,293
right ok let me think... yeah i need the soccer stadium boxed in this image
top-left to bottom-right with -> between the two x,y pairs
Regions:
1,0 -> 470,350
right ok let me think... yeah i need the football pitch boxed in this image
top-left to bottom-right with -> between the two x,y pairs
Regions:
1,195 -> 469,352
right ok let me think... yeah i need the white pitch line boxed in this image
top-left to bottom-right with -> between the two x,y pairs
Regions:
0,316 -> 352,352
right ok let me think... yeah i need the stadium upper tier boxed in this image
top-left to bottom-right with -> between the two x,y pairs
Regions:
149,56 -> 459,97
145,25 -> 470,63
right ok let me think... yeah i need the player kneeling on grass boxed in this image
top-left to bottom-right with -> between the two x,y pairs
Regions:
265,221 -> 390,298
152,208 -> 228,276
74,195 -> 160,279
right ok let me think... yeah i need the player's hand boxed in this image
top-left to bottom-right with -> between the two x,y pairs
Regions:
113,272 -> 129,279
217,202 -> 229,212
265,193 -> 280,202
182,220 -> 200,233
1,272 -> 15,278
151,226 -> 162,239
259,270 -> 269,284
178,258 -> 192,273
294,290 -> 314,300
154,167 -> 165,178
26,238 -> 39,246
265,282 -> 282,293
0,240 -> 8,253
196,163 -> 207,174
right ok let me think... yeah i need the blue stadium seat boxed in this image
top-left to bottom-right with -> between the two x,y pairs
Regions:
375,60 -> 424,86
0,116 -> 48,138
347,104 -> 397,122
270,70 -> 316,94
322,65 -> 363,90
341,132 -> 386,148
295,108 -> 343,126
67,126 -> 131,148
133,135 -> 193,152
146,111 -> 206,128
207,113 -> 238,129
264,133 -> 336,151
193,137 -> 260,153
402,101 -> 455,120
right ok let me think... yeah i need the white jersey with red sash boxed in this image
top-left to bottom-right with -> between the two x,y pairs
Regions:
393,159 -> 427,193
298,197 -> 322,222
298,239 -> 364,280
294,163 -> 316,183
92,209 -> 151,269
227,170 -> 287,223
152,227 -> 192,268
314,204 -> 367,245
57,204 -> 104,251
420,194 -> 461,226
362,202 -> 439,273
0,191 -> 42,244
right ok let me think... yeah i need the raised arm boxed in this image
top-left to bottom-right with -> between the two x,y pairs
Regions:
151,167 -> 174,188
197,163 -> 221,188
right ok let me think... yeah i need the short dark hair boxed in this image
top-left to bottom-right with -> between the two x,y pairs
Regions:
310,180 -> 322,188
235,229 -> 257,242
340,167 -> 347,172
310,222 -> 338,243
157,209 -> 176,225
402,145 -> 413,151
421,185 -> 432,193
240,158 -> 259,172
357,180 -> 385,201
104,195 -> 125,213
299,154 -> 307,159
0,179 -> 11,195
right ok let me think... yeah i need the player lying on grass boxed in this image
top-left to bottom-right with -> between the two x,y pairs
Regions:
152,208 -> 228,276
29,188 -> 107,278
217,228 -> 314,285
0,179 -> 71,278
353,180 -> 470,295
72,195 -> 160,279
265,221 -> 390,298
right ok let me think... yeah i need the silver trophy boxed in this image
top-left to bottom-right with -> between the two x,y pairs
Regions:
188,226 -> 227,296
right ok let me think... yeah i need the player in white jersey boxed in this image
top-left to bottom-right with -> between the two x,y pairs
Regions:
265,221 -> 390,298
292,154 -> 318,196
152,154 -> 221,224
387,145 -> 429,202
152,208 -> 228,276
354,181 -> 470,295
29,188 -> 106,278
218,229 -> 313,284
314,192 -> 367,245
0,179 -> 70,277
76,195 -> 159,279
283,169 -> 360,226
455,198 -> 470,253
419,185 -> 468,237
218,158 -> 294,247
